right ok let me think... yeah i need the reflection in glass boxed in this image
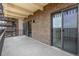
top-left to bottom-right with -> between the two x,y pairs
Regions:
63,8 -> 78,54
53,13 -> 62,48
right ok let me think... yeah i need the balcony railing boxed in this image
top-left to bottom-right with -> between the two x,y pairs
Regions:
0,29 -> 6,55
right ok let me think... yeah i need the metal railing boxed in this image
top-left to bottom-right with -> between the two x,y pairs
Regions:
0,29 -> 6,56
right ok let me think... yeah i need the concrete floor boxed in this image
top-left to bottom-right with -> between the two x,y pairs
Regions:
1,36 -> 74,56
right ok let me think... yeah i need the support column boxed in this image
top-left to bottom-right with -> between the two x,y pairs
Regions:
18,18 -> 24,35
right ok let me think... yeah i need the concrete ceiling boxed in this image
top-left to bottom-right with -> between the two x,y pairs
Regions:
2,3 -> 48,18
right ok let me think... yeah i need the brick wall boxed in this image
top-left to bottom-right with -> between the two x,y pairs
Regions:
26,3 -> 75,45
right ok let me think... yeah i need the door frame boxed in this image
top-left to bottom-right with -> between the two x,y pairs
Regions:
23,21 -> 28,36
51,4 -> 78,54
27,20 -> 32,37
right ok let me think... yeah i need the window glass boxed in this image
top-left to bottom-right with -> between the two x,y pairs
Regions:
53,13 -> 62,48
63,8 -> 78,54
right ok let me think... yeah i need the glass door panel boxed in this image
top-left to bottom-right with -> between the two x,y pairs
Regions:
23,22 -> 28,35
53,13 -> 62,48
63,8 -> 78,54
28,21 -> 32,37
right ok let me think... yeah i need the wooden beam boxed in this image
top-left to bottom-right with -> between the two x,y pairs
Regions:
3,4 -> 33,15
4,14 -> 27,18
5,9 -> 28,17
7,3 -> 33,14
33,3 -> 47,10
31,4 -> 43,10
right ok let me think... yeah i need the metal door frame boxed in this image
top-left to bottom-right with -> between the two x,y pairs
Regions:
62,6 -> 78,54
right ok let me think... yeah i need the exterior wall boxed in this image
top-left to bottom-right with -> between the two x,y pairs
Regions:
26,3 -> 75,45
32,11 -> 51,45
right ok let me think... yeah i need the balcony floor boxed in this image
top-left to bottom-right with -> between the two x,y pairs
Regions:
1,36 -> 74,56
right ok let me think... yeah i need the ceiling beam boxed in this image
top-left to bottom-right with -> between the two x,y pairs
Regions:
3,7 -> 33,15
33,3 -> 47,10
4,12 -> 26,18
34,3 -> 47,6
5,14 -> 26,19
3,3 -> 48,18
5,9 -> 28,17
6,3 -> 33,14
31,4 -> 43,10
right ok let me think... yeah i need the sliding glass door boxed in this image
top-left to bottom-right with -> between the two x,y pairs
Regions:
52,7 -> 78,54
28,21 -> 32,37
52,13 -> 62,48
23,22 -> 28,35
63,8 -> 78,54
